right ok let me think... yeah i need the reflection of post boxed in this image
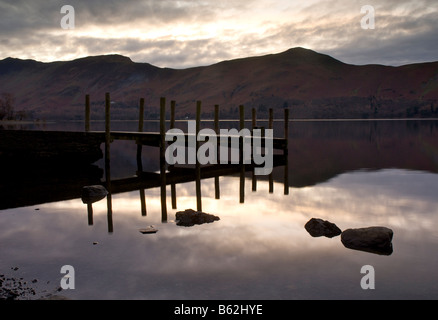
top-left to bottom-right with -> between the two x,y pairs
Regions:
171,183 -> 177,209
214,104 -> 220,200
284,157 -> 289,195
170,100 -> 177,209
160,97 -> 167,222
269,173 -> 273,194
195,101 -> 202,211
105,92 -> 113,233
251,107 -> 257,192
107,192 -> 114,233
140,189 -> 147,216
87,203 -> 93,225
239,105 -> 245,203
137,98 -> 147,216
85,94 -> 90,132
268,108 -> 273,194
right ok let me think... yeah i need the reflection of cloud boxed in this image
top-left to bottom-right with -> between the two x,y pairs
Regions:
2,169 -> 438,298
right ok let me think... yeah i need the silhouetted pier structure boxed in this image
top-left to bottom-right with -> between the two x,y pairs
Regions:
0,93 -> 290,232
88,94 -> 289,232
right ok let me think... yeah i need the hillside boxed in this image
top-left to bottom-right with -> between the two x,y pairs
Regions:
0,47 -> 437,120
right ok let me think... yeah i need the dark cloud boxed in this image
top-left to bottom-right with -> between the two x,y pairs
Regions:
0,0 -> 235,32
0,0 -> 437,68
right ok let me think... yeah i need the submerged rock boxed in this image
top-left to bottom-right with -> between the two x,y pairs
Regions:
139,226 -> 158,234
175,209 -> 220,227
341,226 -> 393,255
81,185 -> 108,204
304,218 -> 342,238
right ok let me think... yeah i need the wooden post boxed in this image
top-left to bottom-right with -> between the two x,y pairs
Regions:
105,93 -> 111,186
85,94 -> 90,132
214,104 -> 220,200
170,100 -> 176,129
195,101 -> 202,211
251,107 -> 257,192
196,101 -> 202,136
269,108 -> 273,130
214,105 -> 219,133
105,92 -> 113,233
105,93 -> 111,140
160,97 -> 167,221
268,107 -> 273,193
284,108 -> 289,194
284,108 -> 289,155
138,98 -> 145,132
137,98 -> 145,172
160,97 -> 166,140
239,105 -> 245,203
170,100 -> 177,209
239,105 -> 245,132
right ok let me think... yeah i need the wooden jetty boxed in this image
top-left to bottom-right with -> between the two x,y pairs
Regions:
1,94 -> 288,162
1,93 -> 290,232
88,94 -> 289,223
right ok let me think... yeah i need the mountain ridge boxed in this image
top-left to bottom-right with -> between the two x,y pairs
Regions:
1,47 -> 437,120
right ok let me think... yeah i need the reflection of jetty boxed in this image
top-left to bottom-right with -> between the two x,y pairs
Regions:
87,154 -> 289,232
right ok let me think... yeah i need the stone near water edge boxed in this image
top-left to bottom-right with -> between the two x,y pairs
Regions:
139,226 -> 158,234
304,218 -> 342,238
81,185 -> 108,204
175,209 -> 220,227
341,226 -> 394,255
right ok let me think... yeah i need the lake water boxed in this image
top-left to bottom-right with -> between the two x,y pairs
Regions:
1,119 -> 438,300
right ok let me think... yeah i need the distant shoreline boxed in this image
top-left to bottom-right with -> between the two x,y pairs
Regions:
0,120 -> 42,125
2,118 -> 438,126
35,117 -> 438,122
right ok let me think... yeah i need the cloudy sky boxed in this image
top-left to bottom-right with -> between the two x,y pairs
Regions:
0,0 -> 437,68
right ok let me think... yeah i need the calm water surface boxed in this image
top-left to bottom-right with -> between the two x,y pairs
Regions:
1,120 -> 438,299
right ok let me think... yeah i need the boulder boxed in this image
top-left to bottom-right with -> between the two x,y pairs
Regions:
341,226 -> 393,255
81,185 -> 108,204
175,209 -> 220,227
304,218 -> 342,238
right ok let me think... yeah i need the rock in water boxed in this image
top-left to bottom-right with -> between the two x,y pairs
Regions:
81,185 -> 108,204
304,218 -> 342,238
341,226 -> 393,255
139,226 -> 158,234
175,209 -> 220,227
